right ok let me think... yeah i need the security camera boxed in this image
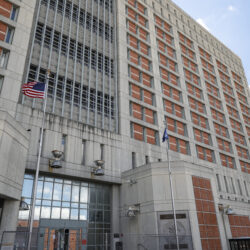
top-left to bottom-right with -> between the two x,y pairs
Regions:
126,206 -> 140,217
125,179 -> 137,185
126,209 -> 136,217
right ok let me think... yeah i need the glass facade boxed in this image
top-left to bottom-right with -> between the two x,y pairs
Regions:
19,174 -> 111,249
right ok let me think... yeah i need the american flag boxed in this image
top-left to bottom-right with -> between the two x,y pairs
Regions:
22,82 -> 45,99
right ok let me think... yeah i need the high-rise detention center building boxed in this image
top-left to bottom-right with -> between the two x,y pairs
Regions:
0,0 -> 250,249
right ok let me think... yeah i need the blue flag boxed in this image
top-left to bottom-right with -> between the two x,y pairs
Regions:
162,128 -> 168,142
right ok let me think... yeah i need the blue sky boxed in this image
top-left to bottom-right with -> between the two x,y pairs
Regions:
172,0 -> 250,87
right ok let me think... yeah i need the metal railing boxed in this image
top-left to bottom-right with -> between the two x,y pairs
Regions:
0,231 -> 30,249
229,238 -> 250,250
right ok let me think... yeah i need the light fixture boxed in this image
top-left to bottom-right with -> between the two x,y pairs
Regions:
126,179 -> 137,185
225,206 -> 235,215
126,205 -> 140,217
19,197 -> 29,211
49,150 -> 63,168
92,160 -> 105,176
218,204 -> 235,215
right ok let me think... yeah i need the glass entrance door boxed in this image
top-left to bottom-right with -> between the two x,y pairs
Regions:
38,219 -> 87,250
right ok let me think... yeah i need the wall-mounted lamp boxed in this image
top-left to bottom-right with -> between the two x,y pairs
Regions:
49,150 -> 63,168
126,179 -> 137,185
218,204 -> 235,215
92,160 -> 105,176
126,205 -> 140,217
19,197 -> 29,211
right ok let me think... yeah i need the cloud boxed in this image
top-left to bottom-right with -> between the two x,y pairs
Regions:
196,18 -> 210,31
228,5 -> 237,12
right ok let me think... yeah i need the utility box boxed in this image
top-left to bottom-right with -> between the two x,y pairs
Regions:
113,234 -> 122,250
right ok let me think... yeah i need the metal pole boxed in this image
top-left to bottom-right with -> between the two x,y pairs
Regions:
166,140 -> 179,250
27,70 -> 50,250
105,232 -> 108,250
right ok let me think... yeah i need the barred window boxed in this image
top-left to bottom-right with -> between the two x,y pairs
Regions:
57,0 -> 64,14
35,23 -> 43,44
84,47 -> 90,66
93,17 -> 98,33
49,0 -> 56,9
91,50 -> 97,69
94,0 -> 113,12
69,39 -> 76,58
77,43 -> 83,61
79,9 -> 85,25
61,35 -> 68,55
53,31 -> 61,51
86,13 -> 91,29
44,26 -> 52,48
56,76 -> 64,101
98,54 -> 103,71
28,65 -> 37,82
38,68 -> 46,83
82,86 -> 88,108
74,82 -> 80,105
42,0 -> 113,42
41,0 -> 48,5
99,21 -> 104,36
90,89 -> 96,111
105,57 -> 110,75
65,79 -> 73,103
97,92 -> 103,114
48,72 -> 55,98
72,5 -> 79,22
65,2 -> 72,18
26,66 -> 115,118
34,24 -> 114,77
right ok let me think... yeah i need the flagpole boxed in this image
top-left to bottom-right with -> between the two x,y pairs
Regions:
164,124 -> 179,250
27,70 -> 50,250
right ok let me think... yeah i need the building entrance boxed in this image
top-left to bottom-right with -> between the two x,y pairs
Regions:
37,219 -> 87,250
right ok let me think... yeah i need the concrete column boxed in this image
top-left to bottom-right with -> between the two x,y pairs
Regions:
111,184 -> 120,249
0,200 -> 20,247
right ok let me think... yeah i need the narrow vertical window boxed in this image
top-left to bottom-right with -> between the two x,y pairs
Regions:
237,179 -> 243,195
39,128 -> 46,156
216,174 -> 221,192
132,152 -> 136,169
62,134 -> 67,160
230,177 -> 236,194
0,75 -> 3,94
100,144 -> 105,161
82,140 -> 86,165
10,6 -> 18,21
244,181 -> 249,197
145,155 -> 149,164
224,176 -> 229,193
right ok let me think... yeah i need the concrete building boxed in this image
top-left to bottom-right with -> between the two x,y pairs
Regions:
0,0 -> 249,249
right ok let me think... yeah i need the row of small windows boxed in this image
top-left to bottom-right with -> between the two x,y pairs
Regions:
27,65 -> 114,117
217,174 -> 250,197
41,0 -> 113,42
94,0 -> 113,12
42,0 -> 112,14
35,23 -> 114,77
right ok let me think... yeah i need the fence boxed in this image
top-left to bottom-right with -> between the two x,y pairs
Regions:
0,231 -> 30,250
0,231 -> 193,250
120,234 -> 193,250
0,231 -> 111,250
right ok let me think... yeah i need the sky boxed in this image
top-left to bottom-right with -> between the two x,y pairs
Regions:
172,0 -> 250,87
